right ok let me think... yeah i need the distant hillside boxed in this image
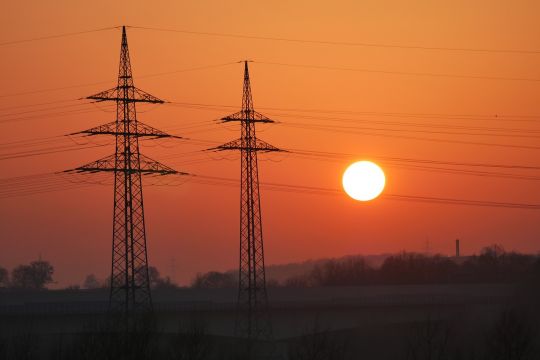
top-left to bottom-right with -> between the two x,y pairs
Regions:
224,254 -> 392,283
207,247 -> 540,287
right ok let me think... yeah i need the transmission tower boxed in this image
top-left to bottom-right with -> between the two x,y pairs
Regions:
212,61 -> 281,344
66,26 -> 185,316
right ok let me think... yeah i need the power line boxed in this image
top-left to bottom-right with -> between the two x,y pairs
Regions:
287,155 -> 540,181
0,105 -> 113,124
128,25 -> 540,55
282,123 -> 540,150
3,24 -> 538,55
0,99 -> 76,112
167,101 -> 540,123
0,143 -> 110,161
0,80 -> 117,99
137,61 -> 239,81
0,26 -> 119,46
281,121 -> 540,140
3,171 -> 539,212
0,101 -> 94,119
189,136 -> 540,168
290,148 -> 540,171
3,107 -> 539,187
0,135 -> 64,149
0,183 -> 96,199
3,117 -> 539,176
0,62 -> 237,98
262,111 -> 540,134
5,133 -> 539,182
255,61 -> 540,82
160,148 -> 540,182
5,98 -> 540,142
0,172 -> 98,198
189,174 -> 540,210
170,105 -> 540,150
165,102 -> 540,144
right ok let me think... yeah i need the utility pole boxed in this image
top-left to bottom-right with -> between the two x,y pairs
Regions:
66,26 -> 185,317
211,61 -> 281,348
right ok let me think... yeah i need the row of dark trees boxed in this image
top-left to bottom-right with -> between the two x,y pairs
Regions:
292,245 -> 539,287
0,260 -> 54,290
82,266 -> 177,290
191,245 -> 540,288
0,261 -> 179,291
4,245 -> 536,290
191,271 -> 282,289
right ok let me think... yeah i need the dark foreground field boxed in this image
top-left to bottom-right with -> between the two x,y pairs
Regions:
0,283 -> 539,359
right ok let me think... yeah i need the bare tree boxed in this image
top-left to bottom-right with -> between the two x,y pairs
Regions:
0,336 -> 7,360
0,266 -> 8,287
8,330 -> 40,360
154,276 -> 178,290
83,274 -> 101,289
283,275 -> 309,288
147,266 -> 161,288
288,321 -> 347,360
11,260 -> 54,289
191,271 -> 236,289
169,317 -> 212,360
484,308 -> 536,360
47,334 -> 65,360
405,315 -> 450,360
70,315 -> 160,360
133,266 -> 174,289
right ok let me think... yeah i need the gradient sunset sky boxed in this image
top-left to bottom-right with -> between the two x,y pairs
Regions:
1,1 -> 539,286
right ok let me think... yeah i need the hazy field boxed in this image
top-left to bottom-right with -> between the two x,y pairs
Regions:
2,283 -> 535,359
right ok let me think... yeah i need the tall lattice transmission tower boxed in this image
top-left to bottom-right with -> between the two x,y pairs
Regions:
212,61 -> 282,343
66,26 -> 185,315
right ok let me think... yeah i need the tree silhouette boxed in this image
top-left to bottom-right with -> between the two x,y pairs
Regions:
10,260 -> 54,289
485,308 -> 536,360
83,274 -> 101,289
0,266 -> 8,287
405,315 -> 450,360
288,322 -> 347,360
191,271 -> 236,288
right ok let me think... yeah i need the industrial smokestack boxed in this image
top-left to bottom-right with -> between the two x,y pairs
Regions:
456,239 -> 460,257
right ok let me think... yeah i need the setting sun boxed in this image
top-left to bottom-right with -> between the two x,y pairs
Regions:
342,161 -> 386,201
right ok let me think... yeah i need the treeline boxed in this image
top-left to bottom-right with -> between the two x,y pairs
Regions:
5,245 -> 538,290
0,261 -> 179,291
192,245 -> 540,288
0,260 -> 54,290
288,245 -> 538,287
82,266 -> 177,290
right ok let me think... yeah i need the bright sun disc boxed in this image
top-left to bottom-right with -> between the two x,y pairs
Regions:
342,161 -> 386,201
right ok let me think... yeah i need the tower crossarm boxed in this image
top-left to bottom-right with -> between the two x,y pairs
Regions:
211,137 -> 282,152
138,154 -> 188,175
69,121 -> 182,139
87,86 -> 164,104
65,154 -> 187,175
220,110 -> 275,123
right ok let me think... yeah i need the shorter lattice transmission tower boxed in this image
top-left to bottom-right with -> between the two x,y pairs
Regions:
66,26 -> 186,316
212,61 -> 282,345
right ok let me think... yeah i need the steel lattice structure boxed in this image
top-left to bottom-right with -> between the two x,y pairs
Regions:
66,26 -> 185,316
212,61 -> 281,342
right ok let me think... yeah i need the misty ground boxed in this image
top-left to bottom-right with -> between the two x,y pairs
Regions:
1,281 -> 539,359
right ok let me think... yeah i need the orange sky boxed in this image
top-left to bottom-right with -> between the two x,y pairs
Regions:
1,1 -> 540,286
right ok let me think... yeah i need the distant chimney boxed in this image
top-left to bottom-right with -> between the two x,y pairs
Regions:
455,239 -> 460,257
